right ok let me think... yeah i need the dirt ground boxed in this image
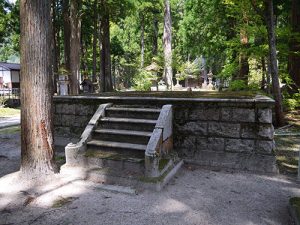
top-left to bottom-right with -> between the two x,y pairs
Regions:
0,126 -> 300,225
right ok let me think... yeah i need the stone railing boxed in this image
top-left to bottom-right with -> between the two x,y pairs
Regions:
145,105 -> 173,177
64,103 -> 112,166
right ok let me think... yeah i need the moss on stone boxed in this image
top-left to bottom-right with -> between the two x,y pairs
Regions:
52,197 -> 76,208
159,158 -> 170,171
290,197 -> 300,222
85,150 -> 144,163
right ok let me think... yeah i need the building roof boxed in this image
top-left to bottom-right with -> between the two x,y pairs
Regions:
0,62 -> 20,71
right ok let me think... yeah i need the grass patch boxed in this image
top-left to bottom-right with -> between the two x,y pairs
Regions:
52,196 -> 77,208
0,126 -> 20,135
290,197 -> 300,222
0,107 -> 20,117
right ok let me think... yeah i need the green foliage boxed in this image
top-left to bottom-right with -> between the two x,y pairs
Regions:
229,80 -> 247,91
133,70 -> 153,91
283,91 -> 300,111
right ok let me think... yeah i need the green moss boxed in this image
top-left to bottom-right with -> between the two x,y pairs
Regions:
290,197 -> 300,222
139,165 -> 173,184
52,197 -> 76,208
159,158 -> 170,171
85,150 -> 144,163
68,91 -> 260,99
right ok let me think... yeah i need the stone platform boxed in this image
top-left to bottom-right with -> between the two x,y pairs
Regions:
54,92 -> 277,173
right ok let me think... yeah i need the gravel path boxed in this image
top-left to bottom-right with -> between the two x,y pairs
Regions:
0,128 -> 300,225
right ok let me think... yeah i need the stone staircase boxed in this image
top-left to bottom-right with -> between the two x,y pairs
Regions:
61,103 -> 183,191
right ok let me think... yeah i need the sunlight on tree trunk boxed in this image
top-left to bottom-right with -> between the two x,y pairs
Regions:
20,0 -> 56,177
163,0 -> 173,90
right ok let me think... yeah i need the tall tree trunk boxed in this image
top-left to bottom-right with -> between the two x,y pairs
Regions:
261,57 -> 266,90
264,0 -> 285,126
63,0 -> 70,71
20,0 -> 56,177
69,0 -> 81,95
100,1 -> 112,92
288,0 -> 300,88
92,0 -> 98,82
153,16 -> 158,56
163,0 -> 173,89
140,15 -> 145,68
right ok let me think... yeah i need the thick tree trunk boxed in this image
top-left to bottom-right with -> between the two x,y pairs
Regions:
20,0 -> 56,177
92,0 -> 98,83
52,0 -> 58,93
140,15 -> 145,68
264,0 -> 285,126
63,0 -> 70,71
288,0 -> 300,87
100,2 -> 112,92
163,0 -> 173,89
153,16 -> 158,56
69,0 -> 81,95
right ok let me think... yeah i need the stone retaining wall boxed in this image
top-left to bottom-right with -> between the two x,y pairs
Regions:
54,95 -> 277,173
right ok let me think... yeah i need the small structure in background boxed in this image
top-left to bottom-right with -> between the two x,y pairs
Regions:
81,77 -> 93,93
144,62 -> 162,91
57,67 -> 70,96
0,62 -> 20,89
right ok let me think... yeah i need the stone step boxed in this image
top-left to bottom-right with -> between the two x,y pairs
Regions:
99,117 -> 157,131
106,107 -> 161,120
87,140 -> 147,151
93,129 -> 152,145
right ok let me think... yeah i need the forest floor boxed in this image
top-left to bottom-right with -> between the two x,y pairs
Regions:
0,111 -> 300,225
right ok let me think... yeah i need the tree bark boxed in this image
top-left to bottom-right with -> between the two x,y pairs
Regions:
163,0 -> 173,89
100,0 -> 112,92
20,0 -> 56,177
69,0 -> 81,95
152,16 -> 158,56
63,0 -> 70,71
239,29 -> 249,83
264,0 -> 285,126
288,0 -> 300,88
261,57 -> 266,90
92,0 -> 98,82
140,15 -> 145,68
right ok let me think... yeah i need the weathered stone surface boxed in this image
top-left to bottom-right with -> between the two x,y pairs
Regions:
74,116 -> 89,128
208,122 -> 240,138
256,140 -> 275,155
181,122 -> 207,135
75,104 -> 95,116
174,108 -> 189,121
61,104 -> 76,115
61,115 -> 75,127
240,124 -> 258,139
55,104 -> 64,114
55,126 -> 71,137
196,137 -> 208,151
258,125 -> 274,140
54,114 -> 62,126
207,138 -> 225,152
225,139 -> 254,153
180,136 -> 196,157
258,108 -> 272,123
189,107 -> 220,121
221,108 -> 255,122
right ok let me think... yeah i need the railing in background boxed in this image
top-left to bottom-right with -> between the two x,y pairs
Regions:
0,88 -> 20,107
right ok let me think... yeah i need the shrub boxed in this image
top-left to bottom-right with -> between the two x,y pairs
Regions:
133,70 -> 153,91
229,80 -> 247,91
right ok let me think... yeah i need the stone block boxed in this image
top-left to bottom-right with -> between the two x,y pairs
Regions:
208,122 -> 240,138
75,104 -> 95,116
73,116 -> 89,128
189,107 -> 220,121
181,122 -> 207,135
196,137 -> 208,151
256,140 -> 275,155
61,104 -> 76,115
61,115 -> 75,127
207,138 -> 225,151
258,125 -> 274,140
240,124 -> 258,139
55,104 -> 64,114
225,139 -> 254,153
180,136 -> 196,157
174,108 -> 189,123
54,126 -> 71,137
54,114 -> 62,126
258,108 -> 272,123
221,108 -> 255,122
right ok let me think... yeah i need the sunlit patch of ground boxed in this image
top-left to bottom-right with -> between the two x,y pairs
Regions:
0,107 -> 20,118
